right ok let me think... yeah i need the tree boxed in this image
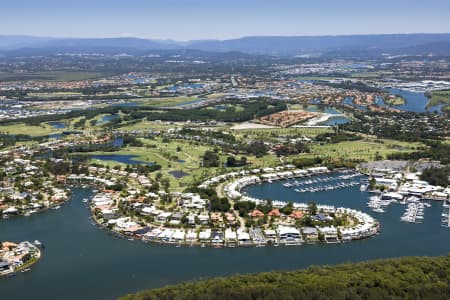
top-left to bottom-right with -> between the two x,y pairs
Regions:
280,202 -> 294,215
202,151 -> 220,167
369,177 -> 376,190
308,201 -> 318,215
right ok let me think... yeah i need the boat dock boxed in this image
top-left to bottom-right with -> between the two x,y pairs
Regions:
441,201 -> 449,228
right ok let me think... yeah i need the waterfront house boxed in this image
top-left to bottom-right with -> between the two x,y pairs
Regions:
318,226 -> 340,243
237,229 -> 252,246
264,229 -> 277,242
186,230 -> 197,243
277,225 -> 303,245
211,231 -> 224,246
171,230 -> 185,243
225,228 -> 237,247
302,227 -> 319,243
199,229 -> 211,243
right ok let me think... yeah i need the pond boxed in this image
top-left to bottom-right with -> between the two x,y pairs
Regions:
48,122 -> 66,129
96,114 -> 120,125
169,170 -> 190,178
88,154 -> 154,166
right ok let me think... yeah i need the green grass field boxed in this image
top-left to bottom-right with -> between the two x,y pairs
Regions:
74,136 -> 281,191
300,139 -> 422,162
27,91 -> 83,99
427,90 -> 450,108
349,72 -> 380,78
139,97 -> 199,107
0,123 -> 58,136
0,71 -> 108,82
235,127 -> 333,140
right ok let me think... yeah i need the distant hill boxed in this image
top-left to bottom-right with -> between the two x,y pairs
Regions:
119,255 -> 450,300
1,34 -> 450,56
188,34 -> 450,55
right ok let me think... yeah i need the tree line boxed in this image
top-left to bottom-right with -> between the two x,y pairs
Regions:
120,255 -> 450,300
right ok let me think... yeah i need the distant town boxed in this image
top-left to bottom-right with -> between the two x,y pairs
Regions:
0,33 -> 449,300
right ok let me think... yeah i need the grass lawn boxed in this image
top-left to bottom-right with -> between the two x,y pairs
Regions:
115,120 -> 179,131
298,139 -> 421,162
235,127 -> 333,140
139,97 -> 199,107
296,76 -> 338,81
74,136 -> 282,191
27,91 -> 83,99
0,123 -> 58,136
427,90 -> 450,107
349,72 -> 380,78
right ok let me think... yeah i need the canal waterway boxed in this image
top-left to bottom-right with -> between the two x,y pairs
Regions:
1,182 -> 449,300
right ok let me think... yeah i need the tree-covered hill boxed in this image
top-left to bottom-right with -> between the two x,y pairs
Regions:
120,255 -> 450,300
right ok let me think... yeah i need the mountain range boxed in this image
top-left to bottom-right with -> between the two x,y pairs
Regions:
1,34 -> 450,56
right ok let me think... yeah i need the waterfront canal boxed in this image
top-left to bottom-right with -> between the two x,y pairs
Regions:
1,185 -> 449,300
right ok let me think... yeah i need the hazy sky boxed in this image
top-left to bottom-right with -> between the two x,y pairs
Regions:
2,0 -> 449,40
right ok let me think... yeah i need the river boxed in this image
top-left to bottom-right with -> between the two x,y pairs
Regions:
1,183 -> 449,300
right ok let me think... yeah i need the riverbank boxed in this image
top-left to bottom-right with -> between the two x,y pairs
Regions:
119,254 -> 450,300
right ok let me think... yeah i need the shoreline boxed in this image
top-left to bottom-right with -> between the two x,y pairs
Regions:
88,167 -> 380,248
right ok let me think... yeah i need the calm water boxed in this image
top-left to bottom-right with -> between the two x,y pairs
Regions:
303,105 -> 341,115
323,116 -> 351,125
385,88 -> 443,113
169,83 -> 204,91
343,96 -> 368,111
1,181 -> 449,300
89,154 -> 154,166
97,114 -> 120,125
112,102 -> 142,107
302,105 -> 351,125
48,122 -> 66,129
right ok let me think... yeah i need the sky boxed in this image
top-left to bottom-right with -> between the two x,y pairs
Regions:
1,0 -> 449,40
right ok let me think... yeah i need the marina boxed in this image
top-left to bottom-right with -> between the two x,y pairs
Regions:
0,179 -> 449,300
442,201 -> 450,228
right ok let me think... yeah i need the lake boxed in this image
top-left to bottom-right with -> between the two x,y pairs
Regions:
88,154 -> 154,166
1,180 -> 449,299
384,88 -> 443,113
